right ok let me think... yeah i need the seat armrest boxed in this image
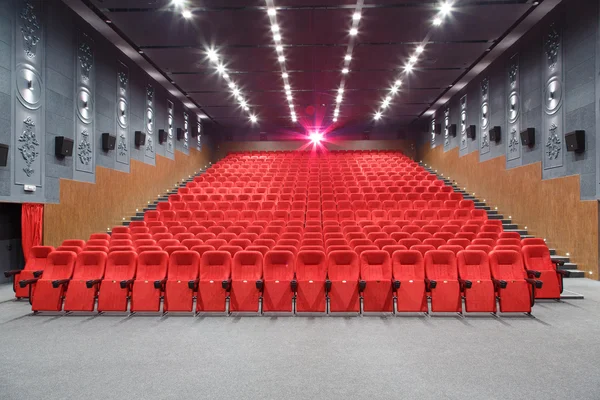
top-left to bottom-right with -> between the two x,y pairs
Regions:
463,280 -> 472,289
52,279 -> 70,288
188,280 -> 198,290
290,279 -> 297,292
393,280 -> 400,290
359,280 -> 366,291
492,279 -> 507,289
120,279 -> 134,289
221,279 -> 231,290
526,270 -> 541,278
256,280 -> 263,290
525,278 -> 543,289
154,279 -> 167,289
33,270 -> 44,278
325,280 -> 331,292
429,280 -> 437,289
19,278 -> 39,288
85,279 -> 102,289
3,270 -> 21,278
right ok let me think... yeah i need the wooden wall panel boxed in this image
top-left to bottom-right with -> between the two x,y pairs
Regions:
420,144 -> 598,279
43,147 -> 210,247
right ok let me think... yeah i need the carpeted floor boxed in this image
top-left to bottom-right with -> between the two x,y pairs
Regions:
0,280 -> 599,400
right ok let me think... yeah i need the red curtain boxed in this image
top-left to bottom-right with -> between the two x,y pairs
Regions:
22,203 -> 43,262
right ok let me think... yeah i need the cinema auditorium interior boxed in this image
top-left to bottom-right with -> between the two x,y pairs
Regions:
1,0 -> 600,398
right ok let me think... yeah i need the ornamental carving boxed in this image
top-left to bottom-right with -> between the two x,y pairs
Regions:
118,72 -> 128,89
546,123 -> 561,160
481,132 -> 490,150
78,40 -> 93,81
509,63 -> 518,87
17,117 -> 39,177
146,85 -> 154,101
481,78 -> 489,97
545,23 -> 560,70
20,2 -> 40,59
146,136 -> 154,153
509,128 -> 519,153
118,133 -> 128,156
78,129 -> 92,165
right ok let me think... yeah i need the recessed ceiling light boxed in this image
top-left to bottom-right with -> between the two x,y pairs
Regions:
278,55 -> 285,62
287,94 -> 292,101
207,49 -> 218,62
385,96 -> 391,102
338,88 -> 344,94
374,112 -> 382,120
250,115 -> 257,123
244,105 -> 249,111
105,19 -> 112,24
182,9 -> 192,19
395,79 -> 402,87
271,24 -> 280,33
409,55 -> 418,63
416,45 -> 424,54
228,82 -> 235,89
352,12 -> 361,21
240,100 -> 247,107
349,28 -> 358,36
282,72 -> 288,78
223,72 -> 229,79
433,17 -> 443,26
404,64 -> 413,72
439,1 -> 453,16
342,68 -> 349,74
289,104 -> 294,109
390,86 -> 398,94
276,45 -> 283,52
344,54 -> 352,61
336,94 -> 342,103
292,116 -> 297,122
267,7 -> 276,16
333,117 -> 337,122
284,84 -> 291,91
232,88 -> 240,96
273,33 -> 281,42
217,64 -> 225,74
381,101 -> 389,109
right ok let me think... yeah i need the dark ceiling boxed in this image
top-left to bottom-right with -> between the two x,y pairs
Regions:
86,0 -> 539,132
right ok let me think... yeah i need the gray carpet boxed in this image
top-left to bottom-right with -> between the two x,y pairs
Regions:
0,280 -> 599,400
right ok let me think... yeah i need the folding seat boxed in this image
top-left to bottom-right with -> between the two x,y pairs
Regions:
481,225 -> 501,234
411,231 -> 432,241
434,192 -> 450,201
87,239 -> 109,248
387,210 -> 405,222
423,250 -> 461,313
90,233 -> 111,241
110,238 -> 134,248
266,225 -> 285,235
223,210 -> 240,221
327,251 -> 360,313
239,210 -> 256,222
454,232 -> 475,242
219,245 -> 244,258
403,209 -> 420,220
367,200 -> 382,211
196,251 -> 232,312
470,209 -> 488,220
4,246 -> 54,300
359,251 -> 393,312
460,224 -> 480,236
130,227 -> 149,235
519,238 -> 544,247
476,232 -> 498,243
522,245 -> 567,299
253,238 -> 275,249
438,244 -> 465,256
262,251 -> 296,312
471,237 -> 495,247
60,239 -> 85,249
134,237 -> 157,247
401,224 -> 421,235
228,251 -> 264,313
367,231 -> 387,242
350,238 -> 372,249
295,250 -> 327,313
410,244 -> 436,257
302,239 -> 324,248
390,250 -> 427,313
466,244 -> 492,253
374,238 -> 397,249
495,238 -> 521,247
156,202 -> 171,212
422,237 -> 447,248
205,238 -> 227,250
169,226 -> 186,235
172,232 -> 193,242
181,239 -> 203,250
278,239 -> 300,249
489,250 -> 541,313
144,210 -> 161,223
371,210 -> 387,223
208,226 -> 226,236
157,238 -> 180,249
196,232 -> 216,242
443,200 -> 458,209
354,245 -> 379,256
459,200 -> 475,209
421,224 -> 440,235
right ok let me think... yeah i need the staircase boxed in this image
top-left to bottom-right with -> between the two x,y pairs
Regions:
421,164 -> 585,279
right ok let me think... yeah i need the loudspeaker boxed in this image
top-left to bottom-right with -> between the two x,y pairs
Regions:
448,124 -> 457,137
520,128 -> 535,147
489,126 -> 501,143
565,130 -> 585,153
134,131 -> 146,147
101,133 -> 116,151
158,129 -> 167,144
466,125 -> 476,140
434,124 -> 441,135
0,143 -> 8,167
176,127 -> 184,141
55,136 -> 73,158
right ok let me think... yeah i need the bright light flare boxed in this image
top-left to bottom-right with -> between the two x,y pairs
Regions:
309,132 -> 323,143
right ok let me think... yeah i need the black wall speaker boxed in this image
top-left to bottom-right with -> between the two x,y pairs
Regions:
520,128 -> 535,148
466,125 -> 476,140
448,124 -> 457,138
176,127 -> 184,141
55,136 -> 73,158
434,124 -> 441,135
0,143 -> 8,167
565,130 -> 585,153
101,133 -> 116,151
489,126 -> 501,143
158,129 -> 167,144
134,131 -> 146,147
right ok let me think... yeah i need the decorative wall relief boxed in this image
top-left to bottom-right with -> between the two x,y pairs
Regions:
480,78 -> 490,154
166,100 -> 174,154
14,1 -> 44,187
145,85 -> 155,159
74,33 -> 94,175
506,54 -> 521,161
460,95 -> 467,150
443,107 -> 450,148
116,63 -> 129,164
183,111 -> 189,150
542,22 -> 564,169
430,118 -> 436,148
196,120 -> 202,151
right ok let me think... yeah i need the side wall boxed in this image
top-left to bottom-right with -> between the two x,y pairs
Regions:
421,143 -> 598,279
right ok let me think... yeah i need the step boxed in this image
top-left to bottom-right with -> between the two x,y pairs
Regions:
521,234 -> 535,239
130,216 -> 144,222
504,229 -> 528,235
488,215 -> 504,220
474,202 -> 486,207
501,219 -> 512,224
486,210 -> 498,215
158,196 -> 169,201
564,269 -> 585,278
463,196 -> 476,200
502,223 -> 518,229
136,212 -> 145,217
551,255 -> 570,263
121,222 -> 130,227
147,204 -> 157,210
557,262 -> 577,271
476,206 -> 491,211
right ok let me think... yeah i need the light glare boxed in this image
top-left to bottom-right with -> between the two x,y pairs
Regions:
271,24 -> 279,33
439,1 -> 453,16
282,72 -> 288,78
416,45 -> 424,54
345,54 -> 352,61
374,112 -> 382,120
182,9 -> 192,19
267,7 -> 276,16
342,68 -> 349,74
274,33 -> 281,41
352,12 -> 361,21
207,49 -> 218,62
433,17 -> 443,26
250,115 -> 257,123
350,28 -> 358,36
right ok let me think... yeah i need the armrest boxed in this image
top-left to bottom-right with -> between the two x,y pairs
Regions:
526,270 -> 541,278
557,270 -> 570,277
459,279 -> 472,289
188,279 -> 198,290
154,279 -> 167,289
359,280 -> 366,292
256,280 -> 263,291
325,280 -> 331,292
429,280 -> 437,289
19,278 -> 39,288
393,280 -> 401,290
33,270 -> 44,278
492,279 -> 507,289
290,279 -> 297,292
52,279 -> 70,288
525,278 -> 543,289
120,279 -> 134,289
221,279 -> 231,290
85,279 -> 102,289
3,270 -> 21,278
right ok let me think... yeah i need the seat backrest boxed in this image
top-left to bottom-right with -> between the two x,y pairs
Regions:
489,250 -> 526,280
522,245 -> 554,272
168,251 -> 200,280
465,244 -> 492,253
456,250 -> 491,280
219,245 -> 244,257
62,239 -> 86,248
231,251 -> 263,281
25,246 -> 55,271
263,250 -> 295,281
71,251 -> 108,280
200,251 -> 232,281
136,251 -> 169,280
424,250 -> 458,280
521,238 -> 546,246
104,251 -> 137,280
392,250 -> 425,281
245,245 -> 270,256
360,250 -> 391,280
296,250 -> 327,281
438,245 -> 463,255
327,250 -> 360,281
42,251 -> 77,280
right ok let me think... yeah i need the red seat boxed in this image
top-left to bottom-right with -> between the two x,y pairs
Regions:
522,245 -> 566,299
296,251 -> 327,313
62,239 -> 86,249
360,250 -> 393,312
197,251 -> 232,312
456,250 -> 496,312
424,250 -> 461,313
230,251 -> 263,312
63,252 -> 108,312
130,251 -> 169,312
489,250 -> 540,313
262,251 -> 295,312
164,251 -> 200,312
392,250 -> 427,312
4,246 -> 54,299
95,251 -> 137,311
438,245 -> 464,255
26,251 -> 77,312
327,250 -> 360,313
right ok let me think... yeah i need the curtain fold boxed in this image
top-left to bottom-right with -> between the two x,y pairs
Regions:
21,203 -> 44,262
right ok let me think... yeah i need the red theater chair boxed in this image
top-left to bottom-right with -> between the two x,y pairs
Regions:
296,250 -> 327,313
230,251 -> 263,313
392,250 -> 427,313
456,250 -> 496,313
131,251 -> 169,312
327,250 -> 360,313
22,251 -> 78,312
97,251 -> 138,312
489,250 -> 541,313
164,251 -> 200,312
359,250 -> 393,312
522,245 -> 568,299
424,250 -> 461,313
4,246 -> 54,299
197,251 -> 232,312
262,250 -> 296,312
63,252 -> 108,312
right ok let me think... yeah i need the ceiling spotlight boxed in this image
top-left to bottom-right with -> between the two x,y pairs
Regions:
416,45 -> 424,54
291,115 -> 297,122
232,88 -> 240,96
207,49 -> 218,62
240,99 -> 247,107
289,104 -> 294,109
334,109 -> 339,116
433,17 -> 443,26
344,54 -> 352,61
244,105 -> 249,111
395,79 -> 402,87
284,84 -> 291,91
338,88 -> 344,94
349,28 -> 358,36
439,1 -> 453,16
385,96 -> 391,102
381,101 -> 389,109
409,55 -> 418,63
352,12 -> 361,21
287,94 -> 292,101
223,72 -> 229,79
228,82 -> 235,89
374,112 -> 382,120
250,115 -> 257,123
336,94 -> 342,103
237,95 -> 243,102
282,72 -> 288,78
278,55 -> 285,63
404,64 -> 414,72
276,45 -> 283,52
271,24 -> 280,33
216,64 -> 225,74
333,117 -> 337,122
274,33 -> 281,42
172,0 -> 185,5
342,68 -> 349,74
182,9 -> 192,19
267,7 -> 276,16
309,132 -> 323,143
390,86 -> 398,94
